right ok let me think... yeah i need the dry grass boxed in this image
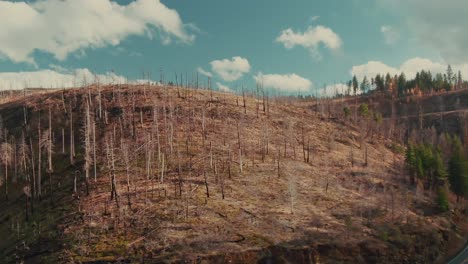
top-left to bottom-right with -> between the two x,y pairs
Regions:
0,84 -> 458,262
38,84 -> 436,262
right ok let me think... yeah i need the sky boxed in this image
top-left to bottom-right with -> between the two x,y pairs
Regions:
0,0 -> 467,96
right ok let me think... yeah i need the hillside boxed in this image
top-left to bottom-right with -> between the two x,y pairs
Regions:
0,85 -> 466,263
319,88 -> 468,141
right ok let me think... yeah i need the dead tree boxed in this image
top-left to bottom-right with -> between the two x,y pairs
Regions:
203,170 -> 209,198
47,107 -> 53,182
29,137 -> 36,200
98,82 -> 102,119
37,113 -> 42,198
364,143 -> 368,167
160,153 -> 165,184
121,139 -> 131,208
106,129 -> 119,208
202,108 -> 206,147
152,102 -> 161,163
302,125 -> 306,162
92,115 -> 97,182
1,142 -> 12,200
277,148 -> 281,178
69,103 -> 75,165
236,121 -> 243,173
83,101 -> 92,196
242,86 -> 246,114
61,128 -> 65,154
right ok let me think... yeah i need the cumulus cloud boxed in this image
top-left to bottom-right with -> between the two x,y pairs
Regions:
276,25 -> 342,59
0,68 -> 150,90
0,0 -> 195,64
351,61 -> 399,80
399,58 -> 446,78
380,25 -> 400,45
377,0 -> 468,63
254,73 -> 312,92
317,83 -> 351,97
197,67 -> 213,78
210,56 -> 250,82
216,82 -> 233,93
351,57 -> 468,80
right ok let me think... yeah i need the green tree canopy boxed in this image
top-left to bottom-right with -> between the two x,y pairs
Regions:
448,136 -> 468,202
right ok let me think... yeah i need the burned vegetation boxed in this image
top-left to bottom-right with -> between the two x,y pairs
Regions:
0,83 -> 465,263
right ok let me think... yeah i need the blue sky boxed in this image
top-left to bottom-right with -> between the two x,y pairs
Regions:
0,0 -> 466,95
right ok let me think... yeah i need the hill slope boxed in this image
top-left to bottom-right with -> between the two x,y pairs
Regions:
0,85 -> 465,263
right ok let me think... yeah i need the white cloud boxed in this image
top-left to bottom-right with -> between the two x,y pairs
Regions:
0,68 -> 149,90
377,0 -> 468,63
48,64 -> 68,73
351,57 -> 468,80
351,61 -> 399,80
210,56 -> 250,82
197,67 -> 213,78
0,0 -> 195,64
310,16 -> 320,22
317,83 -> 351,97
254,73 -> 312,92
276,25 -> 342,59
216,82 -> 233,93
380,25 -> 400,45
399,58 -> 446,78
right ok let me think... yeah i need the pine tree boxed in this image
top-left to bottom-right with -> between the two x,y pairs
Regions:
405,143 -> 416,185
448,137 -> 468,202
447,65 -> 453,86
360,76 -> 369,94
385,73 -> 392,92
433,150 -> 447,188
457,70 -> 463,89
416,156 -> 424,180
352,75 -> 359,96
437,187 -> 449,212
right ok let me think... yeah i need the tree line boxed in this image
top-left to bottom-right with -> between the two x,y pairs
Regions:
337,65 -> 466,99
405,134 -> 468,211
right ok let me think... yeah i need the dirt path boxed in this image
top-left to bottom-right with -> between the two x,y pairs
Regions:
382,109 -> 467,121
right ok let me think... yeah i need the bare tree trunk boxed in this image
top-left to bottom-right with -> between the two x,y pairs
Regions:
109,132 -> 119,208
160,154 -> 165,183
364,143 -> 368,167
239,148 -> 243,174
203,170 -> 209,198
277,148 -> 280,178
29,137 -> 36,199
84,101 -> 91,196
4,164 -> 8,200
177,141 -> 182,197
93,117 -> 97,182
48,107 -> 53,173
153,104 -> 161,163
302,126 -> 306,162
209,141 -> 213,169
98,84 -> 102,119
219,162 -> 225,199
62,128 -> 65,154
202,108 -> 206,147
70,103 -> 75,165
38,114 -> 42,199
242,87 -> 246,114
